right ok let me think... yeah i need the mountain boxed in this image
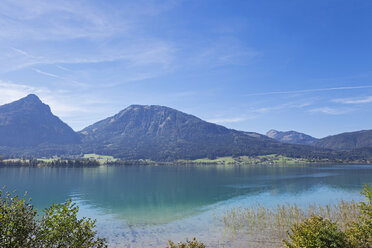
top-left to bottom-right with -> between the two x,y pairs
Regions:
2,94 -> 367,161
79,105 -> 329,160
266,129 -> 318,145
0,94 -> 80,147
314,130 -> 372,151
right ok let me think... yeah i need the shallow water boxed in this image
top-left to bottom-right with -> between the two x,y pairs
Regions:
0,164 -> 371,247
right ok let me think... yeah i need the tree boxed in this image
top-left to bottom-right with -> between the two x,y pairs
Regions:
345,184 -> 372,248
283,216 -> 349,248
38,199 -> 107,248
167,238 -> 206,248
0,189 -> 107,248
0,190 -> 38,248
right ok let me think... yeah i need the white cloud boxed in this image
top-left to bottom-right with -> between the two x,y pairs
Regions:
0,80 -> 47,104
56,65 -> 71,72
32,68 -> 63,79
31,68 -> 88,88
207,117 -> 253,124
332,96 -> 372,104
189,37 -> 259,67
206,100 -> 315,125
309,107 -> 353,115
0,0 -> 122,40
3,40 -> 175,73
0,80 -> 98,123
0,0 -> 177,83
246,85 -> 372,96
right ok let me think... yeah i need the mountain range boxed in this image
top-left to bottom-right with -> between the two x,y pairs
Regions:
0,94 -> 371,161
266,129 -> 372,151
79,104 -> 328,160
266,130 -> 318,145
313,130 -> 372,151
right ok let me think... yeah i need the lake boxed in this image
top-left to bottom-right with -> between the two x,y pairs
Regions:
0,164 -> 371,247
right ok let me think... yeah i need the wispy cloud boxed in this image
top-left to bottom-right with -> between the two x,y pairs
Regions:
0,0 -> 177,83
32,68 -> 62,79
4,41 -> 175,73
206,100 -> 313,124
0,0 -> 122,40
0,80 -> 48,105
309,107 -> 354,115
56,65 -> 71,72
11,47 -> 38,58
0,80 -> 97,120
332,96 -> 372,104
246,85 -> 372,96
189,37 -> 259,67
31,68 -> 88,88
207,117 -> 253,124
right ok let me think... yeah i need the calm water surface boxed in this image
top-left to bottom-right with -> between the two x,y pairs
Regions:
0,164 -> 371,247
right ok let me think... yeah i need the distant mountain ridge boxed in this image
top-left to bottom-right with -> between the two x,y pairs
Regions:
0,94 -> 371,161
314,130 -> 372,151
266,129 -> 318,145
0,94 -> 80,147
79,105 -> 329,160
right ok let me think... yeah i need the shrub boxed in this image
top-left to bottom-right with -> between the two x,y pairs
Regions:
38,199 -> 107,248
0,189 -> 107,248
0,190 -> 38,248
283,216 -> 349,248
167,237 -> 206,248
345,184 -> 372,248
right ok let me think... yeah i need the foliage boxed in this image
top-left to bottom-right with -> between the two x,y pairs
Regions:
345,184 -> 372,248
0,190 -> 107,248
167,238 -> 206,248
222,185 -> 372,248
0,159 -> 100,167
222,201 -> 358,247
0,189 -> 38,248
39,199 -> 107,248
283,216 -> 349,248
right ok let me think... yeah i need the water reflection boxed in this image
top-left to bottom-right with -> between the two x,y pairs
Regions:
0,164 -> 370,226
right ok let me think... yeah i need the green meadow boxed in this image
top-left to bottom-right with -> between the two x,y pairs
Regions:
83,153 -> 117,164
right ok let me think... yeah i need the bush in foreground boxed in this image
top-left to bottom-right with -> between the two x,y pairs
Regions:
167,238 -> 206,248
345,185 -> 372,248
222,184 -> 371,248
0,189 -> 107,248
283,216 -> 349,248
39,199 -> 107,248
284,185 -> 371,248
0,190 -> 38,247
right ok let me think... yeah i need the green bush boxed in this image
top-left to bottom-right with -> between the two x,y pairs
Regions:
283,216 -> 349,248
0,189 -> 107,248
38,199 -> 107,248
0,190 -> 38,248
345,184 -> 372,248
167,237 -> 206,248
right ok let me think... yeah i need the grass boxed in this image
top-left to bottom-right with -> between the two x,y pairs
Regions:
193,156 -> 236,164
37,157 -> 60,163
221,201 -> 359,247
83,153 -> 117,164
182,154 -> 311,165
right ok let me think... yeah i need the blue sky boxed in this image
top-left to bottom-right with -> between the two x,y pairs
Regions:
0,0 -> 371,138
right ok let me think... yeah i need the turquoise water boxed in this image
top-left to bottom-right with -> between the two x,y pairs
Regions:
0,164 -> 371,247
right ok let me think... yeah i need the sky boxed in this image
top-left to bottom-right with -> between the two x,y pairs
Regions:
0,0 -> 371,138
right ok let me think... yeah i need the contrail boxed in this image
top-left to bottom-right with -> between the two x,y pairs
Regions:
246,85 -> 372,96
